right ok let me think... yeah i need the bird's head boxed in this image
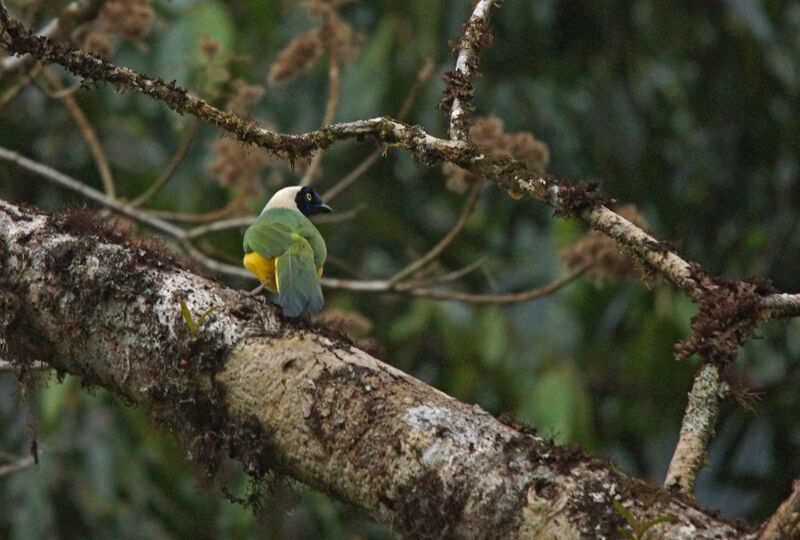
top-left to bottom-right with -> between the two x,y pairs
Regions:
263,186 -> 333,216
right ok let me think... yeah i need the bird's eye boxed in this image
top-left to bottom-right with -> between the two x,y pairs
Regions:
306,193 -> 313,201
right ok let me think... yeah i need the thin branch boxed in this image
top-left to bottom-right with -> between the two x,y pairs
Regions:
0,454 -> 37,477
321,58 -> 435,203
0,359 -> 48,371
146,190 -> 247,224
0,0 -> 109,73
321,147 -> 382,203
300,57 -> 340,187
41,67 -> 116,198
388,184 -> 481,286
664,364 -> 731,495
0,62 -> 42,112
401,266 -> 586,304
761,293 -> 800,319
0,9 -> 469,161
1,8 -> 797,321
128,119 -> 199,208
0,148 -> 578,305
398,256 -> 488,289
397,56 -> 435,121
759,478 -> 800,539
446,0 -> 498,141
0,145 -> 185,239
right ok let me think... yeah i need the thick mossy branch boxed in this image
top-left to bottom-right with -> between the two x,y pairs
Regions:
0,199 -> 756,539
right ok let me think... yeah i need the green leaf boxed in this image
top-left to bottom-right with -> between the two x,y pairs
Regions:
196,305 -> 220,326
180,301 -> 197,336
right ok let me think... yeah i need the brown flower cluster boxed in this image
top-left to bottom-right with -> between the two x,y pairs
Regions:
227,80 -> 266,116
561,204 -> 649,282
207,138 -> 268,196
100,0 -> 153,40
268,27 -> 323,85
443,115 -> 550,192
268,0 -> 360,85
674,266 -> 775,365
83,0 -> 153,56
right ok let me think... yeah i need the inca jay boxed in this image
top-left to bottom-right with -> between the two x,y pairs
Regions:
243,186 -> 332,317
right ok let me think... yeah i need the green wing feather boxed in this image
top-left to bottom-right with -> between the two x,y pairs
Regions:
243,209 -> 327,268
276,233 -> 324,317
243,209 -> 327,317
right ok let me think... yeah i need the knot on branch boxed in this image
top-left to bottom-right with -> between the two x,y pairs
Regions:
551,178 -> 612,218
438,11 -> 494,114
438,69 -> 475,113
675,265 -> 777,364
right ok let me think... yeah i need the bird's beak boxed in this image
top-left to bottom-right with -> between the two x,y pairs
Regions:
318,203 -> 333,213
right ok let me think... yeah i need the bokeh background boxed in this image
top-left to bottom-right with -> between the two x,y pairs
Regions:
1,0 -> 799,537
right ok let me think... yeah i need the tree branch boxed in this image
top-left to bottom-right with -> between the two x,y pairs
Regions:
759,478 -> 800,539
2,5 -> 797,322
444,0 -> 498,140
0,198 -> 754,539
664,364 -> 730,495
0,0 -> 109,73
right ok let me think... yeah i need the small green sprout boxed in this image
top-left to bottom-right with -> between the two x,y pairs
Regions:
613,500 -> 675,540
180,301 -> 219,337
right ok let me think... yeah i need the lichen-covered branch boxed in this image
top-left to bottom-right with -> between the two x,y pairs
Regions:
0,199 -> 754,539
0,5 -> 467,163
442,0 -> 498,140
664,364 -> 731,495
759,478 -> 800,539
1,5 -> 798,322
0,0 -> 109,73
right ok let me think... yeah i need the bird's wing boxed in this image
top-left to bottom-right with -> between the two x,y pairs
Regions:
275,233 -> 324,317
299,223 -> 327,270
242,209 -> 298,258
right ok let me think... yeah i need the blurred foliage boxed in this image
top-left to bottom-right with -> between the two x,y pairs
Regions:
1,0 -> 799,537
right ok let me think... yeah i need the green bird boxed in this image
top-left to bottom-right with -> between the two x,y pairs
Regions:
243,186 -> 332,317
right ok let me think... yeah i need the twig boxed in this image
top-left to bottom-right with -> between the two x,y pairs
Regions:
761,293 -> 800,319
664,364 -> 730,495
0,0 -> 109,73
0,454 -> 37,477
183,206 -> 358,239
300,57 -> 340,187
0,145 -> 186,239
186,215 -> 257,239
397,56 -> 435,121
146,190 -> 247,224
0,10 -> 472,161
2,9 -> 799,320
401,266 -> 586,304
41,67 -> 116,198
322,57 -> 436,203
388,184 -> 481,286
128,119 -> 199,208
398,256 -> 488,289
0,62 -> 42,112
0,145 -> 585,305
300,7 -> 346,187
0,359 -> 48,371
759,478 -> 800,539
446,0 -> 498,141
321,148 -> 381,203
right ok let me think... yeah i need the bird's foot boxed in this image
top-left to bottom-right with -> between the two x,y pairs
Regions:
246,282 -> 267,296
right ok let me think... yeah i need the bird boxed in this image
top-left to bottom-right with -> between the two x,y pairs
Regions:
243,186 -> 332,317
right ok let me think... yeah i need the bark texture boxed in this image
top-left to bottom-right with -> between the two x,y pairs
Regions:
0,199 -> 753,539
